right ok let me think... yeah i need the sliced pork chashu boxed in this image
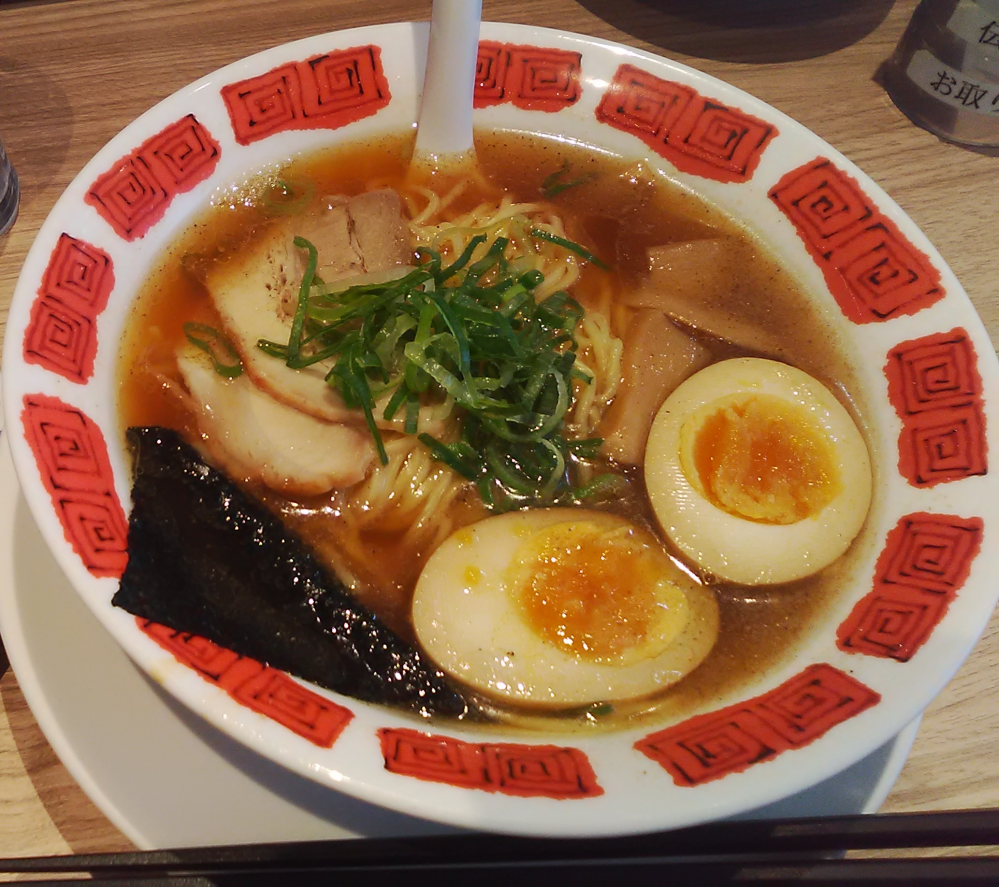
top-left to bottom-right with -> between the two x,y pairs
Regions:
206,225 -> 353,422
205,189 -> 420,427
178,347 -> 375,495
287,190 -> 411,287
347,190 -> 413,272
295,198 -> 363,286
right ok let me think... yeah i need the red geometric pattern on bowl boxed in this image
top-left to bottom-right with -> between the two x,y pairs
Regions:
378,727 -> 602,799
139,620 -> 353,748
769,158 -> 944,323
837,513 -> 984,662
221,46 -> 390,146
22,234 -> 115,383
19,395 -> 128,579
885,328 -> 987,487
634,663 -> 880,787
474,41 -> 581,112
594,63 -> 777,184
85,114 -> 220,242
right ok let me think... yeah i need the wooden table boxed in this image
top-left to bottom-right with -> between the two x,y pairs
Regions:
0,0 -> 997,857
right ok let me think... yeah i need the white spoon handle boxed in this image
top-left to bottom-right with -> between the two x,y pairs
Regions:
414,0 -> 482,162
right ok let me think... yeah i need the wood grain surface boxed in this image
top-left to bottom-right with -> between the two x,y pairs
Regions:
1,0 -> 998,855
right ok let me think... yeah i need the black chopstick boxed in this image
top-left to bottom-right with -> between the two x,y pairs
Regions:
7,807 -> 999,873
13,856 -> 999,886
3,809 -> 999,884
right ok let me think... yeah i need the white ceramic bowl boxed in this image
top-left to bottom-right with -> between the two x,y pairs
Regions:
3,22 -> 998,836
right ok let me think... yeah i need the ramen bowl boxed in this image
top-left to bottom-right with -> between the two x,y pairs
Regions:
3,22 -> 998,836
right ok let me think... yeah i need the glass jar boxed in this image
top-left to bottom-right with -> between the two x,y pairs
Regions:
882,0 -> 999,147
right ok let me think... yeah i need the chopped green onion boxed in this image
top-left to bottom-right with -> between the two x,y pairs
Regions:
541,160 -> 595,198
519,269 -> 544,289
183,322 -> 243,378
285,236 -> 318,368
565,437 -> 604,459
256,338 -> 288,360
439,235 -> 486,281
418,433 -> 481,481
327,339 -> 387,465
573,472 -> 628,502
261,178 -> 315,215
261,229 -> 621,508
382,382 -> 409,422
404,393 -> 420,435
529,228 -> 610,270
587,702 -> 614,717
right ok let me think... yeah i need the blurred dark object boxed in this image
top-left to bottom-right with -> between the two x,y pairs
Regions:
881,0 -> 999,148
0,140 -> 18,238
574,0 -> 895,63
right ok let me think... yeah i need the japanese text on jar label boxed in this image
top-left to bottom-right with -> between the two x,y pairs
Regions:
906,49 -> 999,116
947,0 -> 999,78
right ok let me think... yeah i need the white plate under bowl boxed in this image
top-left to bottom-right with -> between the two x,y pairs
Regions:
1,21 -> 997,836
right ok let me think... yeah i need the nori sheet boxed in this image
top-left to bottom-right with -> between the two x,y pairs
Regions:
113,426 -> 479,719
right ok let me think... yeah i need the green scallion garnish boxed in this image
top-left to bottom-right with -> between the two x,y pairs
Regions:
260,233 -> 611,508
261,178 -> 315,216
529,228 -> 610,270
183,322 -> 243,379
541,160 -> 595,198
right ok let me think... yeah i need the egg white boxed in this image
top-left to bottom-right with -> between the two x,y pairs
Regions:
411,509 -> 719,708
645,357 -> 872,586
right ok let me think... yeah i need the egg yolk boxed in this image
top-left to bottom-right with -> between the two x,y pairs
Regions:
513,523 -> 687,664
680,393 -> 841,525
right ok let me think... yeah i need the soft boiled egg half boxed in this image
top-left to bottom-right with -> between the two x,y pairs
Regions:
645,357 -> 872,586
412,509 -> 719,708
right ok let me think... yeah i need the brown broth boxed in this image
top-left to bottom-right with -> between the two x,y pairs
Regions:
117,129 -> 877,734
